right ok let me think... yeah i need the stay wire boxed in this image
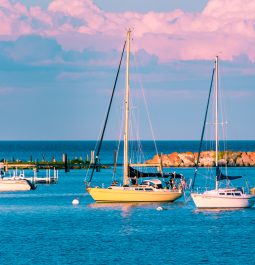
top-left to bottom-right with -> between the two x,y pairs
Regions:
88,40 -> 127,184
132,40 -> 159,157
192,65 -> 215,190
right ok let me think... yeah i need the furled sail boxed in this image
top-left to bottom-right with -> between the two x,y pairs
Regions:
129,167 -> 183,179
216,167 -> 242,181
129,166 -> 164,178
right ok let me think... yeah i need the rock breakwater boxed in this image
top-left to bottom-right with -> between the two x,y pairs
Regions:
146,151 -> 255,167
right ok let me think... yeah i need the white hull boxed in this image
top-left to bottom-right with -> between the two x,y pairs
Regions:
0,179 -> 34,191
191,189 -> 255,208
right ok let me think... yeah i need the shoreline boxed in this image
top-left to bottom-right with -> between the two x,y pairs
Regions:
146,151 -> 255,167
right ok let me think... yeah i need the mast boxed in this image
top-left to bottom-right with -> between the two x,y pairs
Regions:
215,56 -> 219,190
123,29 -> 131,186
192,66 -> 215,190
87,40 -> 126,184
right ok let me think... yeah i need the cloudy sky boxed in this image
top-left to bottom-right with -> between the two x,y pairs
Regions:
0,0 -> 255,140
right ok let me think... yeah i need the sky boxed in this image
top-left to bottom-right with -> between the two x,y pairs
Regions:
0,0 -> 255,140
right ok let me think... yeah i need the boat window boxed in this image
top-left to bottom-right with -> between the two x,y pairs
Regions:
234,193 -> 241,196
145,188 -> 153,191
237,188 -> 244,194
219,193 -> 225,195
227,193 -> 232,195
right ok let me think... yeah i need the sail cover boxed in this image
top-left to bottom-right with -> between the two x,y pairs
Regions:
129,167 -> 164,178
129,167 -> 183,179
216,167 -> 242,181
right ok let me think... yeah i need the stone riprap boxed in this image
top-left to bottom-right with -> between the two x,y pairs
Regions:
146,151 -> 255,167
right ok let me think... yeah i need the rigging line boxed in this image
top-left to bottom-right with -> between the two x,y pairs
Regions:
88,40 -> 127,184
85,107 -> 109,181
112,102 -> 125,181
129,96 -> 146,165
126,62 -> 142,162
192,66 -> 215,190
218,75 -> 228,176
219,87 -> 226,175
132,41 -> 159,157
141,75 -> 159,156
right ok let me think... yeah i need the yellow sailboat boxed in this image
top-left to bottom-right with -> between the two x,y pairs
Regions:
86,30 -> 183,203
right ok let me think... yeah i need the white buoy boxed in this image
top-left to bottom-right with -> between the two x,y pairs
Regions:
156,206 -> 163,211
72,199 -> 79,205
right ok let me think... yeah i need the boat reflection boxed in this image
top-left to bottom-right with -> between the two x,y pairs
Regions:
88,202 -> 133,217
88,201 -> 185,217
193,207 -> 251,214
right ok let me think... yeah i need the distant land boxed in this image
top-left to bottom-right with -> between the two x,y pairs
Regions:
147,151 -> 255,167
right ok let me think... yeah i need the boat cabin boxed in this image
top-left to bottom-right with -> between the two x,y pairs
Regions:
140,179 -> 163,189
218,188 -> 244,197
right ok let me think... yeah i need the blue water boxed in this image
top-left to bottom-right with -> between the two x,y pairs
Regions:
1,140 -> 255,162
0,141 -> 255,265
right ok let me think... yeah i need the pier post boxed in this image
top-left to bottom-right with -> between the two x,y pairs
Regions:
86,154 -> 89,164
91,150 -> 95,164
63,153 -> 69,172
96,156 -> 100,172
53,167 -> 57,182
33,167 -> 37,183
47,168 -> 50,183
4,160 -> 8,172
36,159 -> 39,172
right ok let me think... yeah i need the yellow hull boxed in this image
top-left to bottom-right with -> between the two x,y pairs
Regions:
86,187 -> 183,202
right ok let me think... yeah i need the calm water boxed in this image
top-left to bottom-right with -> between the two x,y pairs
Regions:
0,141 -> 255,265
1,140 -> 255,162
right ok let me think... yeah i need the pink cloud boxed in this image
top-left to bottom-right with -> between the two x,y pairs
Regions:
30,6 -> 53,26
1,0 -> 255,62
202,0 -> 255,19
0,10 -> 12,35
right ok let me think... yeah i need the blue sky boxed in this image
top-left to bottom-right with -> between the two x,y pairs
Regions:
12,0 -> 208,12
0,0 -> 255,140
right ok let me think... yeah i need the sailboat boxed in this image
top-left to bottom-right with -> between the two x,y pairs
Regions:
0,167 -> 36,191
86,30 -> 184,203
191,56 -> 255,208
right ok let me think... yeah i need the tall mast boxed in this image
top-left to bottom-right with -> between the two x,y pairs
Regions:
215,56 -> 219,190
123,29 -> 131,186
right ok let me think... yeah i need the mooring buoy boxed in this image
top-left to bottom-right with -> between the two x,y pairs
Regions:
72,199 -> 79,205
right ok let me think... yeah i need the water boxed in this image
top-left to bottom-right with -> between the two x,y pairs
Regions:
0,141 -> 255,265
1,140 -> 255,162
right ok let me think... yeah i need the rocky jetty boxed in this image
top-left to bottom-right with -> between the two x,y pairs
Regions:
146,151 -> 255,167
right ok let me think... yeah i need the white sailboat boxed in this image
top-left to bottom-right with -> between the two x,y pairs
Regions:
86,30 -> 184,203
0,168 -> 36,191
191,56 -> 255,208
0,178 -> 36,192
